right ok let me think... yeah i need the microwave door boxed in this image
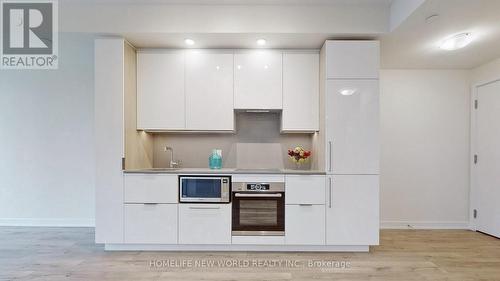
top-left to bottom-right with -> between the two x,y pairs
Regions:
179,177 -> 230,203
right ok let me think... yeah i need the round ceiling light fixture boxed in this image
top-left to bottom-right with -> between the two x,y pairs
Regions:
256,39 -> 267,46
339,88 -> 356,96
439,33 -> 473,51
184,38 -> 195,46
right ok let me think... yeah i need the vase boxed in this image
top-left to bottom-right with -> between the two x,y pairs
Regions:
294,162 -> 302,170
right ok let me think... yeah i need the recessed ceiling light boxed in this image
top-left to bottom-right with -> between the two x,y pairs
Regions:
184,38 -> 195,46
439,33 -> 472,51
256,39 -> 266,46
339,88 -> 356,96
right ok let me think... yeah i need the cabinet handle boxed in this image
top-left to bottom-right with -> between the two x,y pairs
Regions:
235,193 -> 282,198
328,177 -> 332,208
328,141 -> 332,172
299,204 -> 313,206
189,206 -> 221,210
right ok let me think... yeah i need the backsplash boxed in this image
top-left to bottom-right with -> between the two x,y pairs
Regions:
153,112 -> 314,169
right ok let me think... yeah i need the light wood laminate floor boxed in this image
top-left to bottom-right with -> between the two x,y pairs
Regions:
1,227 -> 499,281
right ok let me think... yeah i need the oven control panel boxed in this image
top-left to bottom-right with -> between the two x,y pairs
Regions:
232,182 -> 284,192
247,183 -> 270,191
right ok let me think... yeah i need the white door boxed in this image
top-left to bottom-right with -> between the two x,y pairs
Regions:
474,81 -> 500,238
178,204 -> 231,244
185,51 -> 234,131
124,204 -> 178,244
137,51 -> 185,130
282,52 -> 319,132
325,175 -> 379,245
234,51 -> 282,109
285,205 -> 325,245
326,80 -> 379,174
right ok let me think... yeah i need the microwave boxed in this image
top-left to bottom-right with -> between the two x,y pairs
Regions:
179,176 -> 231,203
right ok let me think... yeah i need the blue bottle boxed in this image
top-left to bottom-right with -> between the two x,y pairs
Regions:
209,149 -> 222,169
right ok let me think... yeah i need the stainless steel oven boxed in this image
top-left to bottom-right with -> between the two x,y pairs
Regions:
232,182 -> 285,236
179,176 -> 231,203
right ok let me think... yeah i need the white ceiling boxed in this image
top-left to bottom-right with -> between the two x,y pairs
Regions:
62,0 -> 500,69
380,0 -> 500,69
63,0 -> 393,5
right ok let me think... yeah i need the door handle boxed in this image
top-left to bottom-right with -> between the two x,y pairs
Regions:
328,177 -> 332,208
189,206 -> 221,210
328,141 -> 332,172
235,193 -> 282,198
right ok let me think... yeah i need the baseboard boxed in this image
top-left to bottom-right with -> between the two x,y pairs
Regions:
381,221 -> 470,230
0,218 -> 95,227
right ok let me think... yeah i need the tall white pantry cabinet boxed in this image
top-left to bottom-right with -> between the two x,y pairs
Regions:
321,40 -> 380,246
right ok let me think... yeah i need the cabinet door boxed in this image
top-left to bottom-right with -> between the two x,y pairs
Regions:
326,41 -> 379,79
124,204 -> 177,244
285,175 -> 325,205
282,52 -> 319,132
326,80 -> 379,174
124,174 -> 178,204
185,51 -> 234,131
285,205 -> 325,245
234,51 -> 282,110
326,175 -> 379,245
137,51 -> 185,130
178,204 -> 231,244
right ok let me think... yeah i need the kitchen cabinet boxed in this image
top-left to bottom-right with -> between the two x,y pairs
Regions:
234,51 -> 282,110
178,203 -> 231,244
282,52 -> 319,132
137,51 -> 185,130
124,203 -> 178,244
285,175 -> 325,205
124,174 -> 178,204
95,38 -> 126,243
326,175 -> 379,245
285,205 -> 325,245
325,41 -> 379,79
325,79 -> 379,174
185,51 -> 234,131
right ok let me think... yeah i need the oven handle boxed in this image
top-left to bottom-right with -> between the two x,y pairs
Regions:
234,193 -> 282,198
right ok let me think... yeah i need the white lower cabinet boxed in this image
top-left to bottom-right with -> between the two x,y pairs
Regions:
326,175 -> 379,245
285,175 -> 325,205
285,205 -> 325,245
124,174 -> 178,204
124,204 -> 178,244
178,204 -> 231,245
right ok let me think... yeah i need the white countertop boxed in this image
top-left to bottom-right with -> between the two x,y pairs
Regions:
123,168 -> 325,175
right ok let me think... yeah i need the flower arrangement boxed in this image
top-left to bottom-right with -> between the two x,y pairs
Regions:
288,146 -> 311,168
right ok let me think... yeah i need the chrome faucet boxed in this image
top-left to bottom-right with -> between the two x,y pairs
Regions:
164,146 -> 179,168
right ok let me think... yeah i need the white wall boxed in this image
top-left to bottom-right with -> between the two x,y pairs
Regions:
0,33 -> 95,226
471,58 -> 500,85
380,70 -> 471,229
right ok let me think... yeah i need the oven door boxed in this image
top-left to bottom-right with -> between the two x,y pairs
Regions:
179,176 -> 230,203
232,192 -> 285,236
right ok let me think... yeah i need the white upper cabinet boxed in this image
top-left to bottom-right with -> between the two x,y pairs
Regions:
326,175 -> 379,245
325,79 -> 379,174
137,51 -> 185,130
234,51 -> 282,110
282,52 -> 319,132
325,41 -> 379,79
185,51 -> 234,131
